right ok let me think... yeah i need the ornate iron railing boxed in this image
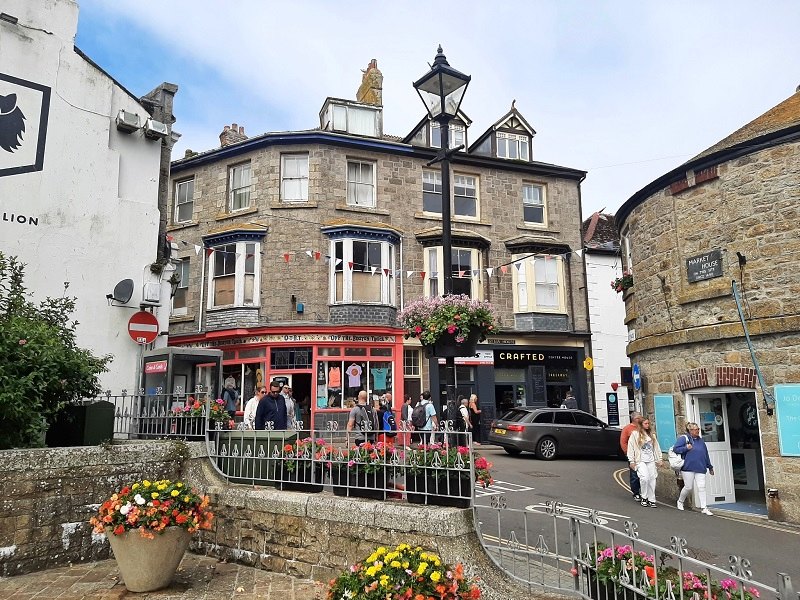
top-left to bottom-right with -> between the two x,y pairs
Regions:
474,496 -> 798,600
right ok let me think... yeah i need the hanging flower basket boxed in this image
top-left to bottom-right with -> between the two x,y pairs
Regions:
398,294 -> 498,358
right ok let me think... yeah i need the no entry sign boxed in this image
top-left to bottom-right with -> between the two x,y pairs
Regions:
128,311 -> 159,345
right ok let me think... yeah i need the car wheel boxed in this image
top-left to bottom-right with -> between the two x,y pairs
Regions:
535,437 -> 558,460
503,447 -> 522,456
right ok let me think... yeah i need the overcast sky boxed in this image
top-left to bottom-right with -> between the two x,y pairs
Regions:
75,0 -> 800,218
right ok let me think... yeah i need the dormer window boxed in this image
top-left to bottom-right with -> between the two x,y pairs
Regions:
431,122 -> 465,149
497,132 -> 529,160
320,98 -> 381,138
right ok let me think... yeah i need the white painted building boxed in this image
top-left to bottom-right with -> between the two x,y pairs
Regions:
0,0 -> 177,391
583,212 -> 631,426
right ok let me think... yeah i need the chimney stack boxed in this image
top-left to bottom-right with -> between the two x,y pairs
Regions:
219,122 -> 248,147
356,59 -> 383,106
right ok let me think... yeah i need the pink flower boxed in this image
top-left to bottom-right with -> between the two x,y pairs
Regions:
414,325 -> 422,334
570,567 -> 578,576
216,398 -> 225,405
18,339 -> 26,345
447,325 -> 457,334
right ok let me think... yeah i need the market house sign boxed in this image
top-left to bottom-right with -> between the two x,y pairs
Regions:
687,250 -> 723,283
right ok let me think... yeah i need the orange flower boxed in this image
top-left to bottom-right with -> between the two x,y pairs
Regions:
644,565 -> 656,584
113,525 -> 124,535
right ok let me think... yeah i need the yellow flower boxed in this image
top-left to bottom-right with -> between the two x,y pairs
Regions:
157,484 -> 166,491
417,562 -> 428,575
431,571 -> 441,582
402,561 -> 409,569
143,480 -> 151,487
131,483 -> 139,490
396,544 -> 409,551
183,495 -> 190,502
177,482 -> 183,488
367,553 -> 378,564
366,565 -> 378,577
376,547 -> 387,555
171,490 -> 180,497
390,561 -> 401,568
379,575 -> 390,588
151,492 -> 159,499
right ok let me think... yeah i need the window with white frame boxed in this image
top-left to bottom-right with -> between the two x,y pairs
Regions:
346,160 -> 376,207
171,258 -> 190,315
522,183 -> 546,225
403,348 -> 421,376
281,154 -> 309,202
512,254 -> 566,313
329,104 -> 378,137
431,122 -> 465,149
331,239 -> 396,305
422,170 -> 442,214
497,131 -> 529,160
621,227 -> 633,274
454,174 -> 478,218
209,241 -> 260,308
228,163 -> 251,211
174,178 -> 194,223
424,246 -> 482,299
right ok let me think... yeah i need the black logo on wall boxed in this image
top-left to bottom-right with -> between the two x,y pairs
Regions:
0,73 -> 50,178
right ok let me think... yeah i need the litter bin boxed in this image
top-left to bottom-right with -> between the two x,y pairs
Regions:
213,430 -> 297,485
45,401 -> 115,447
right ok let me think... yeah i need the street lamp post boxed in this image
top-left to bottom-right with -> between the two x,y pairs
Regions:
413,46 -> 471,440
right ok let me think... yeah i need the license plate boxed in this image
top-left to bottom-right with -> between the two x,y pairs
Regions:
494,428 -> 507,435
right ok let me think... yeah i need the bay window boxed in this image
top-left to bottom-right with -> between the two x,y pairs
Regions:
331,238 -> 396,305
209,241 -> 260,308
512,254 -> 566,313
424,246 -> 482,299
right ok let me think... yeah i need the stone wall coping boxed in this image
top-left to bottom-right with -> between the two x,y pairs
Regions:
0,440 -> 181,472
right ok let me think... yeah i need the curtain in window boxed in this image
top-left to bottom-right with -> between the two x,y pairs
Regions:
348,108 -> 376,136
534,258 -> 559,307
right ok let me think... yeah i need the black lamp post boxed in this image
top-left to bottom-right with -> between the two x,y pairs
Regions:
413,46 -> 471,438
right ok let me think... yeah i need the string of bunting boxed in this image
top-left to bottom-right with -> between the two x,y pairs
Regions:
166,235 -> 584,278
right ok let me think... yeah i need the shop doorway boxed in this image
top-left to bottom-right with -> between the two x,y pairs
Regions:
687,391 -> 764,510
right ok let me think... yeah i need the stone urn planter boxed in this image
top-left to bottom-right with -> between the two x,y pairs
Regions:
107,526 -> 191,592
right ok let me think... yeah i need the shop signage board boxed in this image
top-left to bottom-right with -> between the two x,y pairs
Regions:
654,394 -> 677,447
144,360 -> 168,374
687,249 -> 723,283
437,350 -> 494,366
493,350 -> 577,368
606,392 -> 620,426
775,384 -> 800,457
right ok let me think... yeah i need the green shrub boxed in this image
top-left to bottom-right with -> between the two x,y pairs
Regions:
0,252 -> 111,449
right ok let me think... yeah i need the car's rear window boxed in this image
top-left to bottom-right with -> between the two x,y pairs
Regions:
500,409 -> 530,422
531,412 -> 553,424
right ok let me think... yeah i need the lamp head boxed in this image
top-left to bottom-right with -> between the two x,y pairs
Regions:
413,45 -> 471,121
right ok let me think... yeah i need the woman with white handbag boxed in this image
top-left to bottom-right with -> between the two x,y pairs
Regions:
673,422 -> 715,515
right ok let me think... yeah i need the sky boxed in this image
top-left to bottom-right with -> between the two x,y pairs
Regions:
74,0 -> 800,218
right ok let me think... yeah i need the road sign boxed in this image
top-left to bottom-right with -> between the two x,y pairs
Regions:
583,357 -> 594,371
128,311 -> 159,345
632,363 -> 641,390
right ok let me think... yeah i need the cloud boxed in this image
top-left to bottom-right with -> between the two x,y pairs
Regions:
77,0 -> 800,216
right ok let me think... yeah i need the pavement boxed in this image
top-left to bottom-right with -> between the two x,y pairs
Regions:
0,554 -> 327,600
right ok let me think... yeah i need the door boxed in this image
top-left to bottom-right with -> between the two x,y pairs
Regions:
572,411 -> 606,453
690,394 -> 735,504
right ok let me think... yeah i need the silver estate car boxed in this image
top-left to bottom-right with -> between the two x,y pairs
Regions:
488,407 -> 624,460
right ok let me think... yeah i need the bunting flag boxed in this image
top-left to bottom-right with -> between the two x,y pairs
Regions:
194,244 -> 202,255
283,253 -> 290,263
420,272 -> 426,280
406,271 -> 414,279
314,251 -> 321,260
166,234 -> 174,242
575,249 -> 583,258
245,253 -> 254,259
458,270 -> 465,278
334,258 -> 342,267
471,269 -> 479,277
206,248 -> 214,257
370,266 -> 378,275
514,262 -> 523,272
383,268 -> 390,276
181,240 -> 188,246
500,265 -> 508,275
347,261 -> 354,270
305,250 -> 313,258
486,267 -> 494,278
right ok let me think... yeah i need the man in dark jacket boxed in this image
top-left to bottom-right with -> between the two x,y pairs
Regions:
255,381 -> 288,430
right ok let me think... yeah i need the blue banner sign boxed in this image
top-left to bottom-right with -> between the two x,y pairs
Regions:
775,384 -> 800,457
653,394 -> 678,449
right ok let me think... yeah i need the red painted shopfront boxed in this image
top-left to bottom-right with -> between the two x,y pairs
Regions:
170,325 -> 405,430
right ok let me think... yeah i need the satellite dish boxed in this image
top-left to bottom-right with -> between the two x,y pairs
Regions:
112,279 -> 134,303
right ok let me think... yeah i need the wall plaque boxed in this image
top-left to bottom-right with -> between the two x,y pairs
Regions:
687,250 -> 723,283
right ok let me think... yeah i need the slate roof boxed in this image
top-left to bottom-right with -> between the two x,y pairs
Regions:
582,212 -> 619,252
692,88 -> 800,160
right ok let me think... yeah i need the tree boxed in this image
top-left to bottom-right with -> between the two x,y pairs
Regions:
0,252 -> 112,449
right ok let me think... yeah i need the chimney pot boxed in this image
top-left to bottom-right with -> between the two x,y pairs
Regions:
219,122 -> 248,147
239,126 -> 244,134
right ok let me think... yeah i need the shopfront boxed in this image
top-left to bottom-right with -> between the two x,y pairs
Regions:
172,326 -> 404,430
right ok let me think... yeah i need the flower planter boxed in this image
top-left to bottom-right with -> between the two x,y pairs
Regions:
279,462 -> 324,493
405,472 -> 471,508
330,467 -> 386,500
424,329 -> 481,358
106,526 -> 190,592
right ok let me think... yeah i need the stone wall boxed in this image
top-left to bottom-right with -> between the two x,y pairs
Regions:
620,138 -> 800,524
0,441 -> 554,599
0,442 -> 184,577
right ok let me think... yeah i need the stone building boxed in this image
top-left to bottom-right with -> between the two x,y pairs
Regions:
582,212 -> 631,427
0,0 -> 177,392
616,87 -> 800,523
166,60 -> 590,435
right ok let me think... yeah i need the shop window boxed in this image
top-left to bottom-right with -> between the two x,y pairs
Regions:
404,349 -> 421,376
209,241 -> 260,308
315,354 -> 394,410
331,238 -> 396,305
270,347 -> 312,370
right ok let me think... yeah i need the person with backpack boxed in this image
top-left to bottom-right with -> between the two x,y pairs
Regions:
222,377 -> 240,415
377,393 -> 398,446
411,390 -> 438,446
346,390 -> 378,444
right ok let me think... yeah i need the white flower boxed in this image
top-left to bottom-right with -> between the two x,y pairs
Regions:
134,494 -> 146,505
119,502 -> 132,515
342,590 -> 354,599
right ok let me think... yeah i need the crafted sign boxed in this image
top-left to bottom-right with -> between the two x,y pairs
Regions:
128,311 -> 159,345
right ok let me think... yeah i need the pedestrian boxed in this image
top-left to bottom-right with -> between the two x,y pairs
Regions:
401,394 -> 413,424
244,386 -> 265,430
255,381 -> 288,430
346,390 -> 378,444
620,412 -> 643,502
283,385 -> 301,427
468,393 -> 482,445
411,390 -> 438,445
561,388 -> 578,409
222,377 -> 240,415
627,418 -> 663,508
376,396 -> 397,446
674,422 -> 715,515
458,396 -> 472,446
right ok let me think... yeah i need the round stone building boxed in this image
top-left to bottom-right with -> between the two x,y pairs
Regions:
616,87 -> 800,523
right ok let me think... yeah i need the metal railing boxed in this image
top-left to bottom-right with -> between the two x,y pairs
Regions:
474,496 -> 798,600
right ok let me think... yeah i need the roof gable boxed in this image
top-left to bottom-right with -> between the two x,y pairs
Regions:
468,103 -> 536,153
402,109 -> 472,144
